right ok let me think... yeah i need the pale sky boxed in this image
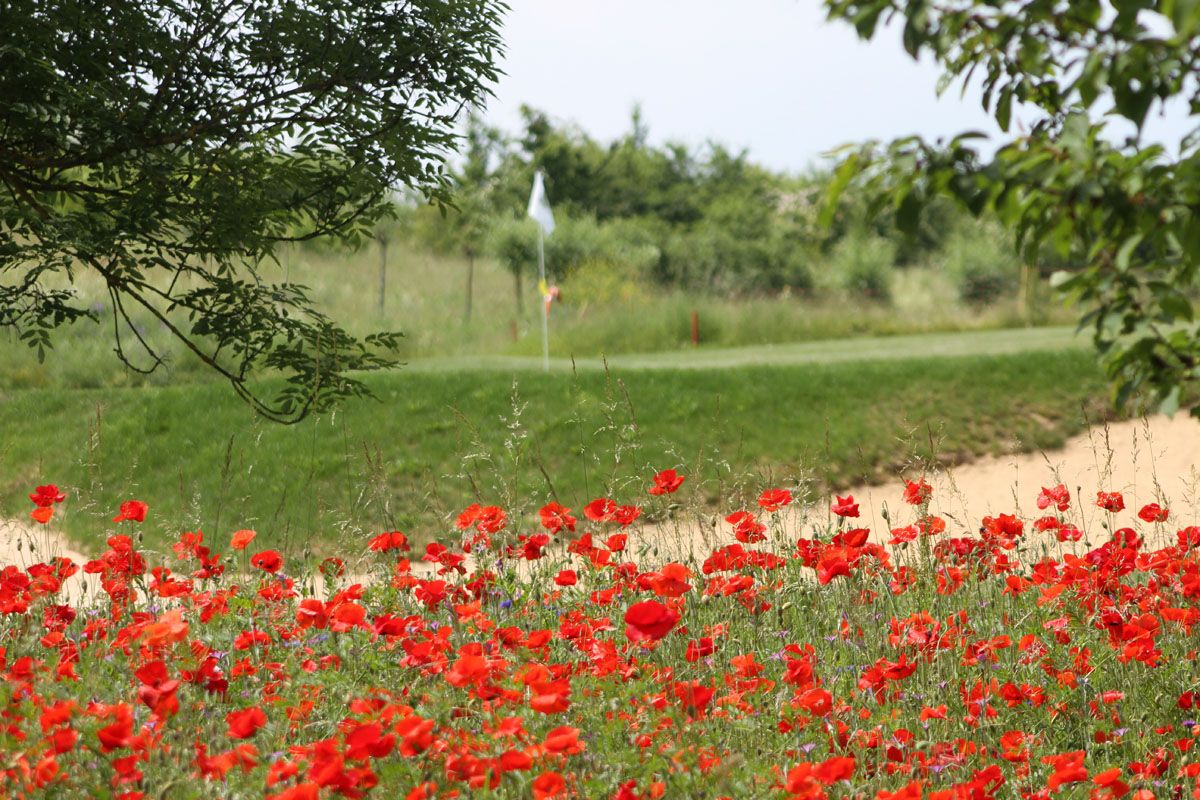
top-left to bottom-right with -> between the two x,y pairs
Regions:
482,1 -> 1192,172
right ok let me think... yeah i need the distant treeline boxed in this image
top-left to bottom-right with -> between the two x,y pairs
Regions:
392,106 -> 1063,306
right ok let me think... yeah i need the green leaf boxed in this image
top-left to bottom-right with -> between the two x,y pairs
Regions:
1113,81 -> 1155,129
1157,292 -> 1193,322
996,88 -> 1013,132
850,3 -> 887,38
902,15 -> 922,57
1077,52 -> 1105,108
1164,0 -> 1200,37
818,151 -> 862,229
1050,270 -> 1082,291
1159,385 -> 1182,417
1115,233 -> 1144,272
895,189 -> 923,235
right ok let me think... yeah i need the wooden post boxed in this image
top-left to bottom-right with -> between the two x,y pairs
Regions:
464,248 -> 475,323
690,310 -> 699,346
377,235 -> 388,316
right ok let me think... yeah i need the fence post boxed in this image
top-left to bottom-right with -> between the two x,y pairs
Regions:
690,310 -> 699,346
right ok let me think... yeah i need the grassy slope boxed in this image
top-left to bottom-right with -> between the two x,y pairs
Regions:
0,347 -> 1110,555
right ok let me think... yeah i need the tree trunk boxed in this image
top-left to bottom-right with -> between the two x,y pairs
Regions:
1018,261 -> 1031,323
514,267 -> 524,316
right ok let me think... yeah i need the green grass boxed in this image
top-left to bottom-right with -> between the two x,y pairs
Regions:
0,347 -> 1112,555
0,240 -> 1076,391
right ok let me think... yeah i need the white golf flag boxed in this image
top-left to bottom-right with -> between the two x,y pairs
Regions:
526,170 -> 555,235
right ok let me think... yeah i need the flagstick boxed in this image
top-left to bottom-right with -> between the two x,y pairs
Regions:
537,225 -> 549,372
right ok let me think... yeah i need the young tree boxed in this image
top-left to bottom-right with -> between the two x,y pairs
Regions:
0,0 -> 506,422
823,0 -> 1200,415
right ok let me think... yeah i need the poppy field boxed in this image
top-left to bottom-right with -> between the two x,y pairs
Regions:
4,473 -> 1200,799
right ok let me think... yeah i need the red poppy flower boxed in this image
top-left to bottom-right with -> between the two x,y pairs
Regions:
112,500 -> 148,523
296,599 -> 329,629
542,726 -> 583,755
1096,491 -> 1125,512
685,637 -> 716,662
624,600 -> 680,642
230,529 -> 256,550
831,494 -> 860,518
30,506 -> 53,524
1036,483 -> 1071,511
226,707 -> 267,739
1043,750 -> 1088,789
647,563 -> 692,597
456,503 -> 507,533
250,550 -> 283,573
584,497 -> 617,522
554,570 -> 577,587
648,468 -> 685,496
920,704 -> 948,721
96,710 -> 134,752
833,527 -> 869,547
673,680 -> 714,714
758,488 -> 792,512
29,484 -> 66,508
1034,515 -> 1062,532
532,771 -> 566,799
368,531 -> 410,552
539,502 -> 576,534
817,552 -> 853,585
396,716 -> 435,756
1179,526 -> 1200,549
1138,503 -> 1169,522
726,510 -> 766,543
613,504 -> 641,527
902,478 -> 932,505
1056,524 -> 1083,542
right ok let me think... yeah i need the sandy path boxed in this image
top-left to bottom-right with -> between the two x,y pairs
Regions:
0,516 -> 92,602
621,413 -> 1200,559
3,414 -> 1197,594
846,414 -> 1200,542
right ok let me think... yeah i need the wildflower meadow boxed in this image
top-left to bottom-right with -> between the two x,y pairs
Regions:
3,472 -> 1200,799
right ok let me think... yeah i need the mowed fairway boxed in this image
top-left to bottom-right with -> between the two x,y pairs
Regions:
0,328 -> 1108,555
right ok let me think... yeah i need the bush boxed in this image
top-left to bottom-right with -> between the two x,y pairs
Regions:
825,233 -> 895,302
944,225 -> 1019,305
660,227 -> 814,296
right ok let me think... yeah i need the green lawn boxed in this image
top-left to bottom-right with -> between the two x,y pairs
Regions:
0,345 -> 1111,556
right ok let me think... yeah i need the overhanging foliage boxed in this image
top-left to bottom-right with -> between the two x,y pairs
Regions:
823,0 -> 1200,415
0,0 -> 506,421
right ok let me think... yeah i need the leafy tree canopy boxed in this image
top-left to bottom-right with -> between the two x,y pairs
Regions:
0,0 -> 506,422
824,0 -> 1200,415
